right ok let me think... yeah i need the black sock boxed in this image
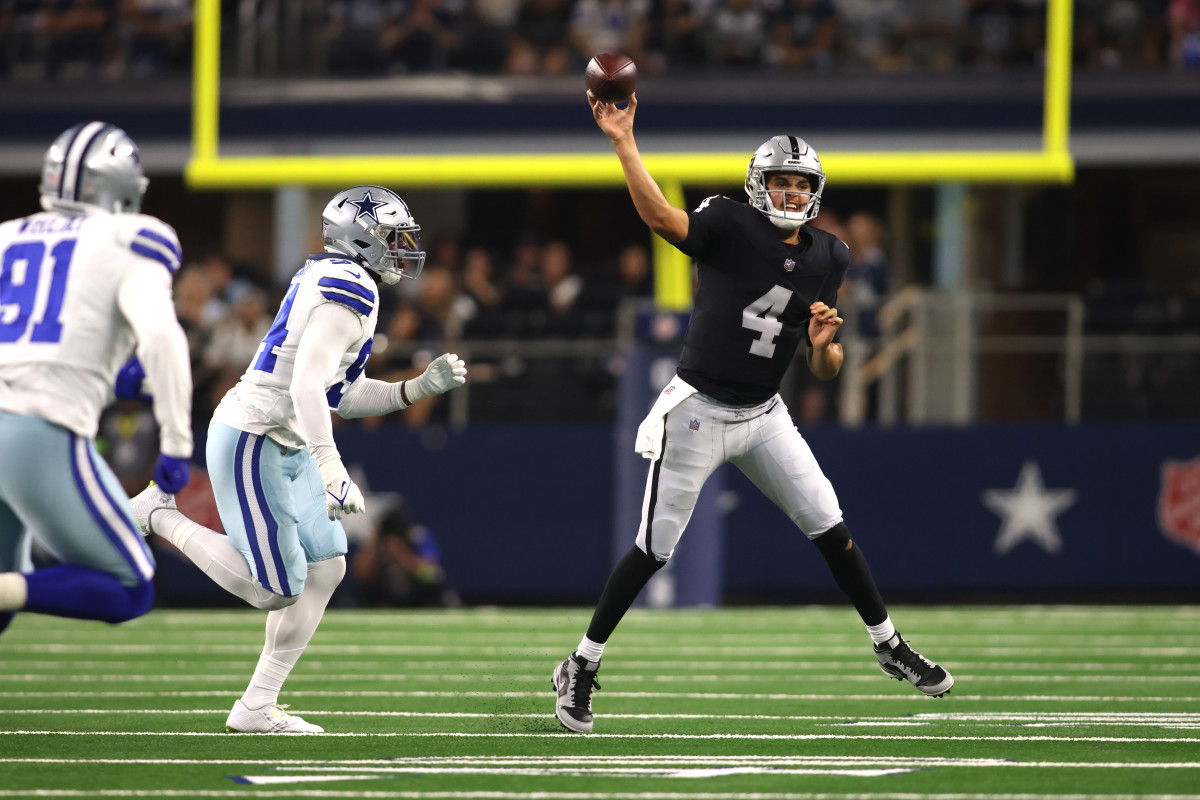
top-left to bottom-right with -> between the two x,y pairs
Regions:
584,545 -> 666,643
812,522 -> 888,626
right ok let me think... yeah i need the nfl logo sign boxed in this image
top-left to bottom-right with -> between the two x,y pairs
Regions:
1158,458 -> 1200,555
688,419 -> 700,432
784,258 -> 796,272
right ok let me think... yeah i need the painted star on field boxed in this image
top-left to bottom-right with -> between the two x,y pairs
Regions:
982,460 -> 1077,556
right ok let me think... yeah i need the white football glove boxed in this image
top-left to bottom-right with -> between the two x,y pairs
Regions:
319,459 -> 366,521
405,352 -> 467,404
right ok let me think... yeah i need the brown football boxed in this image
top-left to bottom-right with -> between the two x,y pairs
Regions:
585,53 -> 637,104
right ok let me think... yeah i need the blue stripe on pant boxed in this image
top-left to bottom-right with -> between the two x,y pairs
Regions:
0,410 -> 152,587
208,420 -> 347,598
233,431 -> 289,595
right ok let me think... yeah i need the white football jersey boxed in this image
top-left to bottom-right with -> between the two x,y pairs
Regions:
0,209 -> 183,439
214,253 -> 378,449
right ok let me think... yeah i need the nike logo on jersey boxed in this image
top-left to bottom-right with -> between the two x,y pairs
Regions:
343,269 -> 362,278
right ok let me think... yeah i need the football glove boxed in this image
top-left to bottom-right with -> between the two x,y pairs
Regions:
405,353 -> 467,404
115,356 -> 152,403
153,454 -> 190,494
319,459 -> 365,521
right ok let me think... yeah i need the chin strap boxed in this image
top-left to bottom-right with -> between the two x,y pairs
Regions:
767,215 -> 806,232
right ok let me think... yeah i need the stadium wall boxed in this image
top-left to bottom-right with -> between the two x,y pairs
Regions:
154,422 -> 1200,605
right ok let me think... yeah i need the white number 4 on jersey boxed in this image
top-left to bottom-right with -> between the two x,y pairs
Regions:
742,286 -> 793,358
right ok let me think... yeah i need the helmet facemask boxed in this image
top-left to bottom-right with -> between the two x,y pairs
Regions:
374,223 -> 425,285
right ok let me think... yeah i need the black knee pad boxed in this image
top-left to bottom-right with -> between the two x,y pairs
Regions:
812,521 -> 852,557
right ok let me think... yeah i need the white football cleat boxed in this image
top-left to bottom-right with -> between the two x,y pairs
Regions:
129,482 -> 175,537
225,700 -> 324,733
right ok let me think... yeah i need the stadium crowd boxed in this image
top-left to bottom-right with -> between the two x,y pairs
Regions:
1,0 -> 1198,80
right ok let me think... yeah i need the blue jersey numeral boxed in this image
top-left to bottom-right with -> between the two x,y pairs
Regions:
0,239 -> 76,344
326,338 -> 373,409
253,283 -> 300,373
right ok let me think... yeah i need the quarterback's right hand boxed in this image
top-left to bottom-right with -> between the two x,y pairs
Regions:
319,459 -> 365,521
589,90 -> 636,144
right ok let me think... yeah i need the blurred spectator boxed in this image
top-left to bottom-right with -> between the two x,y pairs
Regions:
894,0 -> 966,72
965,0 -> 1031,69
455,246 -> 506,337
381,0 -> 462,72
1169,0 -> 1200,68
416,264 -> 462,340
540,240 -> 585,336
2,0 -> 49,79
712,0 -> 767,67
506,0 -> 572,74
650,0 -> 712,70
43,0 -> 112,79
351,501 -> 459,607
765,0 -> 836,72
614,242 -> 653,299
115,0 -> 191,77
202,286 -> 271,375
501,233 -> 549,336
843,211 -> 889,337
838,0 -> 903,72
570,0 -> 649,67
323,0 -> 396,76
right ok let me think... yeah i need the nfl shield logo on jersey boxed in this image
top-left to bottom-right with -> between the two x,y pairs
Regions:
784,258 -> 796,272
689,419 -> 700,432
1158,458 -> 1200,555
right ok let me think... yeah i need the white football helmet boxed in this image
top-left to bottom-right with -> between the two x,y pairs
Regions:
745,135 -> 826,231
321,185 -> 425,285
39,122 -> 149,215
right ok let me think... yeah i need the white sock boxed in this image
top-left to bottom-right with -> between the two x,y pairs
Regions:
241,556 -> 345,711
576,636 -> 605,663
867,616 -> 896,645
155,510 -> 284,610
0,573 -> 28,611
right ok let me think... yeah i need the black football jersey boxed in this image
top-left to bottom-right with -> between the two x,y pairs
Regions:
674,195 -> 850,405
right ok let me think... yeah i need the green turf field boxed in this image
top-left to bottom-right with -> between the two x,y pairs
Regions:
1,605 -> 1198,799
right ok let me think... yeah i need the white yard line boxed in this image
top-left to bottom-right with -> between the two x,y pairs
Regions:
3,690 -> 1198,702
4,710 -> 1200,726
6,644 -> 1200,657
1,660 -> 1198,673
1,730 -> 1198,743
4,790 -> 1200,800
3,755 -> 1200,769
2,673 -> 1198,684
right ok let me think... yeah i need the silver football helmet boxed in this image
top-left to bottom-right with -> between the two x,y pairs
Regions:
322,185 -> 425,285
745,135 -> 826,231
39,122 -> 149,215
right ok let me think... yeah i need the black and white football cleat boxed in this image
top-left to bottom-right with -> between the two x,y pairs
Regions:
552,653 -> 601,732
874,632 -> 954,697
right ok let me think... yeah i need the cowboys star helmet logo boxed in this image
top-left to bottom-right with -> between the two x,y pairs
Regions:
347,190 -> 385,224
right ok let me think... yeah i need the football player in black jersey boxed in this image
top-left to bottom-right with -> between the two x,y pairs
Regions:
552,92 -> 954,733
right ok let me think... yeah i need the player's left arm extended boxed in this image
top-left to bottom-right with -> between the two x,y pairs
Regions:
336,355 -> 467,419
116,260 -> 193,458
805,301 -> 844,381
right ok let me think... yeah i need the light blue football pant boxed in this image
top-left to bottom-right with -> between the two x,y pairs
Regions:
206,419 -> 347,598
0,410 -> 154,587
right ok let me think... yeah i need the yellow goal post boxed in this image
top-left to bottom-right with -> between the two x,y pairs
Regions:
186,0 -> 1075,310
